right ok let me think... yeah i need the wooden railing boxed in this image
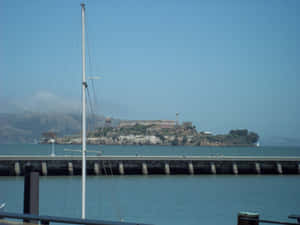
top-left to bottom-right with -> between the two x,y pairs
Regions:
238,212 -> 300,225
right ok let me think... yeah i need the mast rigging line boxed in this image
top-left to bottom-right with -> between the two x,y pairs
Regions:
101,160 -> 123,222
84,8 -> 100,123
86,87 -> 97,132
80,4 -> 123,221
82,4 -> 101,150
108,162 -> 122,221
82,4 -> 100,135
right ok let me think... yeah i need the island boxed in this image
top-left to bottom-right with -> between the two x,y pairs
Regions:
40,120 -> 259,146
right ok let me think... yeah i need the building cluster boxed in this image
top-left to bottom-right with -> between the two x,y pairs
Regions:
119,120 -> 176,129
40,118 -> 258,146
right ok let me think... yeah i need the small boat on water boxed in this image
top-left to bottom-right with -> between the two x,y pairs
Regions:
256,141 -> 260,147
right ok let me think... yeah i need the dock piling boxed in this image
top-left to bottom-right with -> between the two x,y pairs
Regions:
233,163 -> 238,175
94,162 -> 100,175
14,162 -> 20,176
41,162 -> 47,176
255,163 -> 261,174
276,163 -> 283,175
68,162 -> 73,175
188,162 -> 194,175
164,163 -> 170,175
119,162 -> 125,175
24,167 -> 39,223
142,163 -> 148,175
211,163 -> 216,174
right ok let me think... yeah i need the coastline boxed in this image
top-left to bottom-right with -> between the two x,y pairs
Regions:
40,124 -> 259,147
40,137 -> 257,147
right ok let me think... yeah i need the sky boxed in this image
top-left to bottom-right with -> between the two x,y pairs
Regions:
1,0 -> 300,145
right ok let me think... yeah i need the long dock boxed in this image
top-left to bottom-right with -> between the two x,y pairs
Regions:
0,155 -> 300,176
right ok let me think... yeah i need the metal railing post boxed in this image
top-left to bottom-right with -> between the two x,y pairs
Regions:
41,220 -> 50,225
238,212 -> 259,225
23,165 -> 39,224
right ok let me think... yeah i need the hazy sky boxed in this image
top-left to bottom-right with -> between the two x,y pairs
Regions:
1,0 -> 300,145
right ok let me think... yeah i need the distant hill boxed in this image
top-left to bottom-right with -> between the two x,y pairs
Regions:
0,112 -> 261,146
0,112 -> 120,144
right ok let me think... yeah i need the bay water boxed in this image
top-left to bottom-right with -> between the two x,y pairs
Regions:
1,144 -> 300,225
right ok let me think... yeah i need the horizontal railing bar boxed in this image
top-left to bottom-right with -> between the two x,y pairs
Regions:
240,216 -> 299,225
288,214 -> 300,220
0,212 -> 152,225
1,155 -> 300,162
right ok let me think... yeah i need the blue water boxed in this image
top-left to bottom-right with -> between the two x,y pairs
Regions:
0,144 -> 300,225
1,175 -> 299,225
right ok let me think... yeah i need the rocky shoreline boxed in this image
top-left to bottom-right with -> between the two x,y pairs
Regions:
49,136 -> 257,147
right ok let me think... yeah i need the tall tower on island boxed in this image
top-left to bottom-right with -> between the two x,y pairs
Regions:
176,112 -> 179,126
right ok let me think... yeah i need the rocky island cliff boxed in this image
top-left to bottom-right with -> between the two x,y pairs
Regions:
41,120 -> 259,146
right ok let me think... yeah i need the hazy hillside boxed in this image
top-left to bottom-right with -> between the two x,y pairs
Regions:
0,112 -> 120,144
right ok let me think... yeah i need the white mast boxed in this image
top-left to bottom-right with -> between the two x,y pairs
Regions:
81,3 -> 87,219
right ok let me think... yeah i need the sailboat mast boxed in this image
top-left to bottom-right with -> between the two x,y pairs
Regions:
81,3 -> 87,219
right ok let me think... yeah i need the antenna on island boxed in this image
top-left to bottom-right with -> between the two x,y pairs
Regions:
176,112 -> 179,126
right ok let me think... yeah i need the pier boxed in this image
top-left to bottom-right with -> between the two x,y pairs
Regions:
0,155 -> 300,176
